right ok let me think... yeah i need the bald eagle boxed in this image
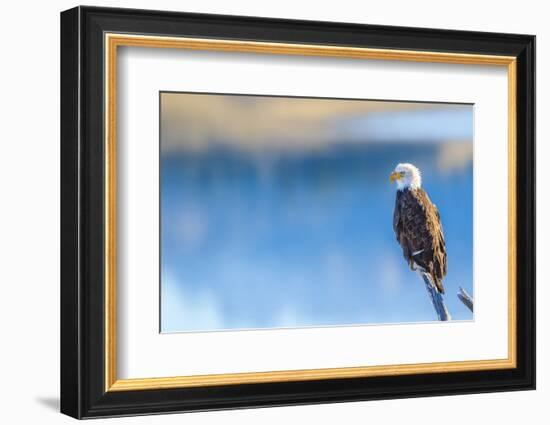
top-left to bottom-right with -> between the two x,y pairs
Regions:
390,163 -> 447,295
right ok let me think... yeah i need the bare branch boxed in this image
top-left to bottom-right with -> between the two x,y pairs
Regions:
420,272 -> 451,321
457,286 -> 474,313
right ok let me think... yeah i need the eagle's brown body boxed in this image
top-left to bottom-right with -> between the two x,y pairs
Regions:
393,187 -> 447,294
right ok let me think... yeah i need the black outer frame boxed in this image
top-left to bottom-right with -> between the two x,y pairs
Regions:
60,5 -> 535,419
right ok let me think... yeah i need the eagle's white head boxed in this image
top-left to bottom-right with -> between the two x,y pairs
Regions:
390,163 -> 422,190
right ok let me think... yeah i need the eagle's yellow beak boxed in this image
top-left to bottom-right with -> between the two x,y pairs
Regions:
389,171 -> 401,182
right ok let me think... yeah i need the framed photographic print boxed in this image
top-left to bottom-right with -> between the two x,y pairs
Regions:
60,6 -> 535,419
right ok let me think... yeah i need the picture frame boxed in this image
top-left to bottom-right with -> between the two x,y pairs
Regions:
60,5 -> 535,419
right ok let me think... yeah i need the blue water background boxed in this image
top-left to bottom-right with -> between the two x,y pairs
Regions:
161,104 -> 474,332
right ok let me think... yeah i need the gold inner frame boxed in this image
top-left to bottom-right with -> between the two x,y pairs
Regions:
104,33 -> 517,392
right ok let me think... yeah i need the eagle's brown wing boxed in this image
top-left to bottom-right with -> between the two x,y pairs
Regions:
393,188 -> 447,294
393,190 -> 412,266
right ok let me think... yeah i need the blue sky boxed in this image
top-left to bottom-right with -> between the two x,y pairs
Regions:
160,94 -> 473,332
